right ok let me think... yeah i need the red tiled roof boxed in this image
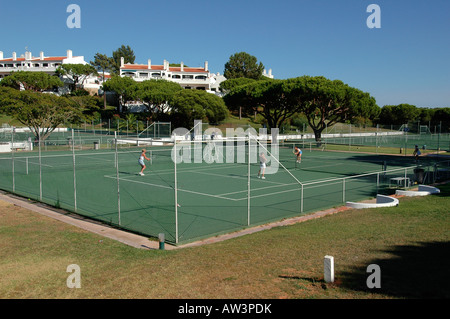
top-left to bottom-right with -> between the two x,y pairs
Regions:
0,56 -> 76,62
43,56 -> 67,61
121,64 -> 208,73
121,64 -> 152,70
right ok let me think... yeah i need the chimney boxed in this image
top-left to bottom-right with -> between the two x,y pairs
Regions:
180,61 -> 184,72
148,59 -> 151,69
204,61 -> 208,72
0,51 -> 3,60
67,49 -> 73,59
120,57 -> 124,68
40,51 -> 44,60
25,51 -> 32,60
164,60 -> 169,71
12,52 -> 17,61
269,69 -> 272,77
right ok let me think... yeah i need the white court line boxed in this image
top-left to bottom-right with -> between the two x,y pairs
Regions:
302,162 -> 345,170
103,174 -> 241,201
148,162 -> 249,175
193,170 -> 287,186
104,158 -> 368,202
103,173 -> 303,202
13,159 -> 54,168
219,181 -> 299,197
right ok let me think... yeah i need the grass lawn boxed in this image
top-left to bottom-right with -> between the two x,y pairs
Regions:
0,181 -> 449,300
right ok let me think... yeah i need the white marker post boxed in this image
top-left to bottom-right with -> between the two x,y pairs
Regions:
324,256 -> 335,283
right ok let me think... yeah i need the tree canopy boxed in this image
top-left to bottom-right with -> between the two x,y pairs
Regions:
111,45 -> 135,74
101,75 -> 136,106
223,75 -> 379,141
0,71 -> 63,92
129,80 -> 183,116
56,63 -> 98,93
170,90 -> 228,128
219,77 -> 257,94
0,87 -> 82,141
377,104 -> 420,125
90,53 -> 114,79
285,76 -> 379,141
224,52 -> 265,80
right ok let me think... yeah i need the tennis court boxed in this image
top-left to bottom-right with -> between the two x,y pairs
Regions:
0,136 -> 448,245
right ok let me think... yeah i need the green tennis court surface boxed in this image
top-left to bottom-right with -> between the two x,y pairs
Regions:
0,142 -> 448,245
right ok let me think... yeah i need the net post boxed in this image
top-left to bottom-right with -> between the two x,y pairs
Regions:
376,172 -> 379,194
342,179 -> 346,203
115,131 -> 121,225
38,128 -> 42,201
404,167 -> 407,190
11,127 -> 15,192
247,133 -> 251,226
72,129 -> 77,212
174,133 -> 179,244
158,233 -> 165,250
301,184 -> 304,213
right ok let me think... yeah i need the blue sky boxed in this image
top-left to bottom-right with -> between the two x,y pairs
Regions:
0,0 -> 449,108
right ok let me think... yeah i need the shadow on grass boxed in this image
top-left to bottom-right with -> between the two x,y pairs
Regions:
339,241 -> 450,299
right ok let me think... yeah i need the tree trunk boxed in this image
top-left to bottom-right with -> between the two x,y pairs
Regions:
313,128 -> 323,147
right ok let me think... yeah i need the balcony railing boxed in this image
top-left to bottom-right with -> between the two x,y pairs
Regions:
0,66 -> 57,73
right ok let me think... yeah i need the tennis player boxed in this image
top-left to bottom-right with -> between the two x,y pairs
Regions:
138,149 -> 151,176
294,146 -> 302,163
413,145 -> 421,162
258,152 -> 267,179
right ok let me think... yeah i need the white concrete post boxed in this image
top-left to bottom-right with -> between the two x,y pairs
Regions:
324,255 -> 335,283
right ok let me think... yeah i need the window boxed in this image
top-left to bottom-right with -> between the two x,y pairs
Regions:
172,75 -> 181,79
195,75 -> 207,80
182,75 -> 194,79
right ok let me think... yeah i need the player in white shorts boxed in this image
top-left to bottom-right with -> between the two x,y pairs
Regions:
138,149 -> 151,176
258,152 -> 267,179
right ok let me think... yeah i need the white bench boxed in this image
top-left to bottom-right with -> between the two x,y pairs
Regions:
396,185 -> 440,197
346,194 -> 399,209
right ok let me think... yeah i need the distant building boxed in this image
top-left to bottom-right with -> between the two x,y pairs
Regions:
0,49 -> 85,77
119,57 -> 274,96
120,58 -> 213,91
0,49 -> 101,94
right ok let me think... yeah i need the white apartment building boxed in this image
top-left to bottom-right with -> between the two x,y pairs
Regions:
0,49 -> 102,94
0,49 -> 86,78
120,58 -> 213,91
120,57 -> 273,96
